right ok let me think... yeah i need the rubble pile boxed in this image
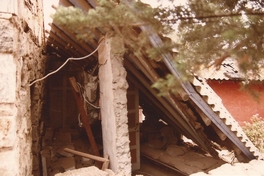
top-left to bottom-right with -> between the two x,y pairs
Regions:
40,127 -> 96,176
54,166 -> 120,176
191,159 -> 264,176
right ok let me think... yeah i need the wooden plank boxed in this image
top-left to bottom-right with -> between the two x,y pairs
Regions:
211,123 -> 227,141
47,27 -> 88,56
69,0 -> 92,11
69,77 -> 100,158
59,0 -> 74,7
49,23 -> 97,56
176,87 -> 189,101
195,107 -> 212,126
64,148 -> 108,162
46,38 -> 75,57
41,155 -> 47,176
128,54 -> 157,83
127,80 -> 140,171
125,60 -> 196,141
101,155 -> 109,170
48,30 -> 85,57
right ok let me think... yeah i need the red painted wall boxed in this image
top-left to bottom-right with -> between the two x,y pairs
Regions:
207,80 -> 264,126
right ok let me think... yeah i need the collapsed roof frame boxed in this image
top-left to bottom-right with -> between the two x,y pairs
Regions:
46,0 -> 262,161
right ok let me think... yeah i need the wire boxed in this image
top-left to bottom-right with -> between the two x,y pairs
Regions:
29,42 -> 102,86
77,82 -> 100,109
78,113 -> 83,127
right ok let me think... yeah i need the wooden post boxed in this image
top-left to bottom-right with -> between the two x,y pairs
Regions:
69,77 -> 100,158
98,36 -> 132,175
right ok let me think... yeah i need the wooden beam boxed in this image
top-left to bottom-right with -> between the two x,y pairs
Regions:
46,39 -> 76,57
69,77 -> 100,158
49,23 -> 97,57
125,59 -> 197,140
64,147 -> 107,162
125,59 -> 217,154
41,155 -> 47,176
128,54 -> 158,83
101,155 -> 109,171
176,86 -> 189,101
46,41 -> 69,58
98,36 -> 131,174
47,31 -> 84,57
69,0 -> 92,11
48,29 -> 88,56
59,0 -> 74,7
127,73 -> 187,136
211,123 -> 227,141
64,148 -> 109,170
48,25 -> 88,55
195,106 -> 212,126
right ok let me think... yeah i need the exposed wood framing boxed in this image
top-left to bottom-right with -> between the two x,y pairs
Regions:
69,0 -> 93,10
49,23 -> 97,57
48,31 -> 83,57
127,73 -> 187,135
46,41 -> 68,58
195,106 -> 212,126
211,123 -> 227,141
125,55 -> 215,153
47,29 -> 88,56
45,0 -> 261,162
59,0 -> 74,7
69,77 -> 100,158
64,148 -> 109,170
125,59 -> 199,142
46,40 -> 75,57
127,54 -> 155,82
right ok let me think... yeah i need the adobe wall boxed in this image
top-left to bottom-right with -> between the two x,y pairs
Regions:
0,0 -> 46,175
207,80 -> 264,126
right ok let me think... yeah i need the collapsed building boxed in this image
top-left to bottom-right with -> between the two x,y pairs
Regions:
0,0 -> 262,176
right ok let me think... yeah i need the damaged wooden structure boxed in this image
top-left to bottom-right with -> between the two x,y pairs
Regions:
42,0 -> 263,175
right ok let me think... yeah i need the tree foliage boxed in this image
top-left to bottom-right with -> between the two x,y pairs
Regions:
157,0 -> 264,80
52,0 -> 264,94
52,0 -> 183,94
51,0 -> 175,61
243,114 -> 264,152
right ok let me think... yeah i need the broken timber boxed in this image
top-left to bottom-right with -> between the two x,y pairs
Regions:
69,77 -> 100,158
64,148 -> 109,170
123,0 -> 261,161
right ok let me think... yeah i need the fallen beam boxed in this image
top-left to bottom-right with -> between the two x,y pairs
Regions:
69,77 -> 99,157
64,148 -> 109,170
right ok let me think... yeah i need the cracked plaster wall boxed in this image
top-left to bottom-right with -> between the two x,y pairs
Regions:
99,37 -> 131,175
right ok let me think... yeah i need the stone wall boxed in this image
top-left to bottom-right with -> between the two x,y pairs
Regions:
0,0 -> 46,175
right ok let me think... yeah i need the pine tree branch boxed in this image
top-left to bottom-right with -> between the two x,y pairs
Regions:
162,12 -> 264,23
